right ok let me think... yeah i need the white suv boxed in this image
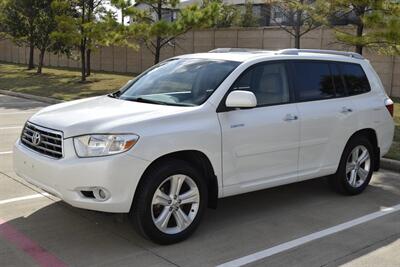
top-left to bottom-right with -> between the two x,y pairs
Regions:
14,49 -> 395,244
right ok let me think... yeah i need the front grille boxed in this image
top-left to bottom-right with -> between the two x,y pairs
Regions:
21,122 -> 63,159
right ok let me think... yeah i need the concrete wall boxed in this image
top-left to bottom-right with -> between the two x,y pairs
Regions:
0,26 -> 398,97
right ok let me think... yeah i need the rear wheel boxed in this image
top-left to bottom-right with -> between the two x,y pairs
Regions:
329,137 -> 374,195
131,159 -> 207,244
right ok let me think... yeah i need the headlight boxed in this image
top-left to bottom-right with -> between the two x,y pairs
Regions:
73,134 -> 139,157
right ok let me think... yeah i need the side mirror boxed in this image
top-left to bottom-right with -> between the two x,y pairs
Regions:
225,90 -> 257,108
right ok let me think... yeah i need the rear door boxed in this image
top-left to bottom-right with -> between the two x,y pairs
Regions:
292,60 -> 358,180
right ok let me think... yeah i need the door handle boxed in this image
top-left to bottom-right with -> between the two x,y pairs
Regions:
340,107 -> 353,114
283,114 -> 298,121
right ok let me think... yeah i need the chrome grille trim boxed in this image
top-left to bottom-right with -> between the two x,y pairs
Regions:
20,122 -> 64,159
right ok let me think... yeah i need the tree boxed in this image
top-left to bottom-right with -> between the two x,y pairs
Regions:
0,0 -> 7,40
128,0 -> 222,64
268,0 -> 327,48
110,0 -> 134,24
33,0 -> 59,74
240,0 -> 259,27
208,0 -> 240,28
1,0 -> 39,69
52,0 -> 107,81
328,0 -> 387,55
355,1 -> 400,55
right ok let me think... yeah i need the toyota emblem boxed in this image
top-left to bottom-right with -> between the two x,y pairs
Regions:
32,131 -> 42,146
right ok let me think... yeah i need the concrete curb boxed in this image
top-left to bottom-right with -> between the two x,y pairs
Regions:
0,89 -> 63,104
381,158 -> 400,173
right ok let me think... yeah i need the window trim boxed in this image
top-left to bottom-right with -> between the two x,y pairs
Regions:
216,60 -> 295,113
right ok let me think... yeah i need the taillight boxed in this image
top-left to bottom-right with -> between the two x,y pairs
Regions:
385,98 -> 394,117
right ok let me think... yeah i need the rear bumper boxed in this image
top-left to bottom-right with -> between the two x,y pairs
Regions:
13,138 -> 150,213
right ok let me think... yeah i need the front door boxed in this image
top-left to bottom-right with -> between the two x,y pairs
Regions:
218,61 -> 300,194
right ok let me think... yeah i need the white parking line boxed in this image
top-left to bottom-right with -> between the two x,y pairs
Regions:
0,193 -> 50,205
0,151 -> 13,155
0,126 -> 22,130
0,101 -> 41,105
218,203 -> 400,267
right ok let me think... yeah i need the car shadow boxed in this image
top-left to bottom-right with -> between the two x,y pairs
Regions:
2,171 -> 400,267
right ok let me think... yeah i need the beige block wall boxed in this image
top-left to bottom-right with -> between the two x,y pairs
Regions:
113,46 -> 127,73
194,30 -> 214,52
90,50 -> 101,71
126,47 -> 141,74
0,27 -> 399,97
100,46 -> 113,72
174,32 -> 194,55
238,29 -> 263,48
215,29 -> 238,48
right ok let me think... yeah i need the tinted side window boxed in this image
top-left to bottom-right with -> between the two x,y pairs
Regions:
339,63 -> 370,95
293,62 -> 335,101
330,64 -> 346,97
232,62 -> 290,106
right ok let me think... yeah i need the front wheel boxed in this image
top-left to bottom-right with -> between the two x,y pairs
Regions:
329,136 -> 374,195
131,159 -> 207,244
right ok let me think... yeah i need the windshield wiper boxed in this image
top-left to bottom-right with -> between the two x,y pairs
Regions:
107,91 -> 121,98
126,97 -> 170,105
123,97 -> 195,107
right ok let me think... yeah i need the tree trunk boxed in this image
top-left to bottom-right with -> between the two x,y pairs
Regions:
294,34 -> 300,49
294,8 -> 302,49
86,49 -> 91,76
28,43 -> 35,70
86,0 -> 93,76
154,37 -> 161,64
37,49 -> 45,74
80,0 -> 86,82
154,1 -> 162,64
80,44 -> 86,82
355,23 -> 364,55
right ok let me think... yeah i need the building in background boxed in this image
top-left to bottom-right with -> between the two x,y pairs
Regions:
131,0 -> 355,27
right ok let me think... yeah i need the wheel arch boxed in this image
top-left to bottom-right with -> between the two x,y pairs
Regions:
346,128 -> 380,171
132,150 -> 219,211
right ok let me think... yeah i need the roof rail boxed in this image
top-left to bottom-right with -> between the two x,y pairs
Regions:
277,49 -> 364,59
209,48 -> 267,53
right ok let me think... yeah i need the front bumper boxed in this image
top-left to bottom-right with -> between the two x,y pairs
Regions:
13,138 -> 150,213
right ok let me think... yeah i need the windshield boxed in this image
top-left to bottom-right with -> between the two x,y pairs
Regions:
118,58 -> 240,106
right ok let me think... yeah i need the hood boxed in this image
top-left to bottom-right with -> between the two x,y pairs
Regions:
29,96 -> 190,138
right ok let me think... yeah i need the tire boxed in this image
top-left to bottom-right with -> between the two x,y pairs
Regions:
329,136 -> 375,195
130,159 -> 207,245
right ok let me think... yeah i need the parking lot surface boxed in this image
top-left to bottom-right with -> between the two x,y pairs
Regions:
0,94 -> 399,267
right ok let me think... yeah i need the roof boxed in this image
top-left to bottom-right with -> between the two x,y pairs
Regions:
174,48 -> 365,63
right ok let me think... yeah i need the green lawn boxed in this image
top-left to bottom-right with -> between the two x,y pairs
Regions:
0,62 -> 133,101
385,97 -> 400,161
0,62 -> 399,161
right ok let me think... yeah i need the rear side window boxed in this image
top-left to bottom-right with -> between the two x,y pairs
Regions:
339,63 -> 371,95
293,61 -> 335,101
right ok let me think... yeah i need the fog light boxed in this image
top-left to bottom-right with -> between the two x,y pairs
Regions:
98,189 -> 106,199
78,187 -> 110,201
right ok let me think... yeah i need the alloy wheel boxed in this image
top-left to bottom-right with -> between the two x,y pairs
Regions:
151,175 -> 200,234
345,145 -> 371,188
